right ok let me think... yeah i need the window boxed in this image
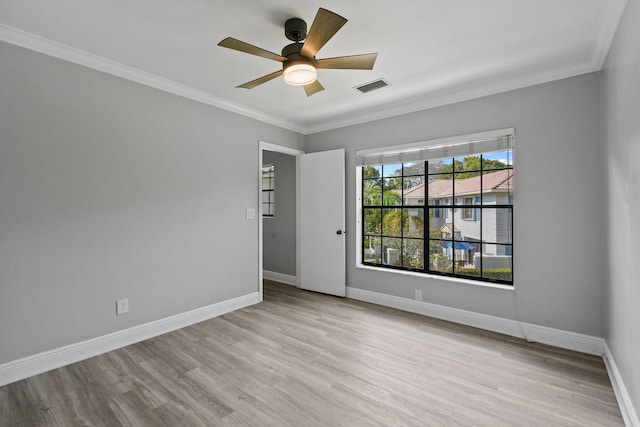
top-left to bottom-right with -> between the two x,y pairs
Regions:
357,129 -> 514,285
362,162 -> 425,269
262,164 -> 275,217
462,197 -> 474,220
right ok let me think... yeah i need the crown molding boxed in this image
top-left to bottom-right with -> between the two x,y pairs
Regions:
0,24 -> 305,134
591,0 -> 628,69
301,61 -> 600,135
300,0 -> 628,135
1,0 -> 627,138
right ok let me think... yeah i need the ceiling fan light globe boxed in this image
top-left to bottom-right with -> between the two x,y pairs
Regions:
283,63 -> 317,86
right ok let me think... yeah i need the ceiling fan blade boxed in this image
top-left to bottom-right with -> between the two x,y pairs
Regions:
316,53 -> 378,70
304,80 -> 325,97
300,8 -> 347,58
218,37 -> 287,62
237,70 -> 284,89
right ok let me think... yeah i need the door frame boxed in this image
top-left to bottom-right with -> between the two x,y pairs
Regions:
258,141 -> 305,302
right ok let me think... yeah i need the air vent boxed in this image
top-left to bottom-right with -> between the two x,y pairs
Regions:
355,79 -> 389,94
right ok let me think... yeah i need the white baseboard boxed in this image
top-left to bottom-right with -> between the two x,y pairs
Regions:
518,322 -> 605,356
0,292 -> 260,387
603,342 -> 640,427
346,286 -> 605,356
263,270 -> 297,286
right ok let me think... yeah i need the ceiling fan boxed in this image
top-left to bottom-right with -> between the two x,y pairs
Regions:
218,8 -> 378,97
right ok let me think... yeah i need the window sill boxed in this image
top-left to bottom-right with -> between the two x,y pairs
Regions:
355,264 -> 513,291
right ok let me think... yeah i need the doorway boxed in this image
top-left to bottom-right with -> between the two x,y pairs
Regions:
258,143 -> 346,301
258,142 -> 304,301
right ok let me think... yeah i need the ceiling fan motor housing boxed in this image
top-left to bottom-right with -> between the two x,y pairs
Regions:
285,18 -> 307,42
282,43 -> 317,70
282,42 -> 312,59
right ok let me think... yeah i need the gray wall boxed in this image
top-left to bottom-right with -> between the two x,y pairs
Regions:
262,150 -> 296,276
3,24 -> 635,418
0,42 -> 303,364
306,72 -> 604,336
602,0 -> 640,417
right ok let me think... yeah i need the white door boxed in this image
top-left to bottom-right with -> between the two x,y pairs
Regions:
299,149 -> 346,297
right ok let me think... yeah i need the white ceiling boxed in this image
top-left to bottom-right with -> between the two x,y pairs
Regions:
0,0 -> 627,134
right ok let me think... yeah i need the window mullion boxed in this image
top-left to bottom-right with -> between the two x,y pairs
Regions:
400,168 -> 405,268
451,158 -> 456,275
424,161 -> 428,274
480,155 -> 483,277
361,168 -> 365,265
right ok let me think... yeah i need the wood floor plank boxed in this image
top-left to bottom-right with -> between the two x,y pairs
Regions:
0,280 -> 624,426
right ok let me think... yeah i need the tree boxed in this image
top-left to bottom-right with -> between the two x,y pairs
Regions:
363,180 -> 382,205
363,165 -> 380,179
402,162 -> 424,176
429,156 -> 508,178
382,209 -> 402,236
382,189 -> 402,206
427,210 -> 452,273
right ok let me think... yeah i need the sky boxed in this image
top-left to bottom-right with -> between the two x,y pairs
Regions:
367,149 -> 513,177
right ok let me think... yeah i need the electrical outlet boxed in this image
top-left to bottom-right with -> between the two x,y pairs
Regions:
116,298 -> 129,315
414,290 -> 422,301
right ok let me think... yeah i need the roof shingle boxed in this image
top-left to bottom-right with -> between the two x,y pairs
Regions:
404,169 -> 513,198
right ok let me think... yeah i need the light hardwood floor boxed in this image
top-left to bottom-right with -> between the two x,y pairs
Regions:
1,280 -> 624,426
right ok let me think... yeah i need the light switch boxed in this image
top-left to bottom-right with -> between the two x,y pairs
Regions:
246,208 -> 256,219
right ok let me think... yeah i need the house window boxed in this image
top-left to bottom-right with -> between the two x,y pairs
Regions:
462,197 -> 474,220
261,164 -> 275,217
357,129 -> 514,285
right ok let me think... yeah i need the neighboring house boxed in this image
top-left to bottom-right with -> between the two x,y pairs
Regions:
403,169 -> 513,268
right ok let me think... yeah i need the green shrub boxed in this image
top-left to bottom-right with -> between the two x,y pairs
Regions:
456,268 -> 512,281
